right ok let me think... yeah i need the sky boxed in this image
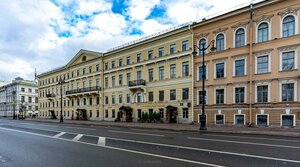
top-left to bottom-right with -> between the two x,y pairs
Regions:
0,0 -> 260,81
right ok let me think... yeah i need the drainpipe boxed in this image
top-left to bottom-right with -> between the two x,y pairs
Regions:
188,22 -> 195,123
249,3 -> 254,125
101,55 -> 105,121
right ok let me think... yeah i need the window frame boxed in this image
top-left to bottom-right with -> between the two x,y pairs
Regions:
279,80 -> 297,102
215,33 -> 226,51
234,27 -> 246,48
256,22 -> 270,43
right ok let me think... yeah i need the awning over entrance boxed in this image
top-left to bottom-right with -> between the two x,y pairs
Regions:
166,105 -> 178,110
119,106 -> 133,111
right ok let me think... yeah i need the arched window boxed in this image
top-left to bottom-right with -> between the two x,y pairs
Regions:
282,15 -> 295,37
257,22 -> 269,42
216,34 -> 225,51
235,28 -> 245,48
198,38 -> 206,55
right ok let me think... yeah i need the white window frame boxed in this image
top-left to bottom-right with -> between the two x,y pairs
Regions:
279,79 -> 297,102
197,88 -> 208,105
215,114 -> 225,125
233,57 -> 247,76
233,27 -> 247,48
280,14 -> 298,38
255,114 -> 269,126
280,114 -> 296,126
198,37 -> 208,55
255,82 -> 271,103
256,21 -> 271,43
215,32 -> 226,51
234,114 -> 246,125
214,86 -> 226,104
197,63 -> 208,81
279,48 -> 298,71
255,54 -> 271,74
214,60 -> 226,79
233,85 -> 247,104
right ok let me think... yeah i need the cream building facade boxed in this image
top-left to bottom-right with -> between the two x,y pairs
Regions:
192,0 -> 300,127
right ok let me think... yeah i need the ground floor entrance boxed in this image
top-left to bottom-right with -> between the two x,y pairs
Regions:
76,109 -> 87,120
119,106 -> 133,122
166,105 -> 177,123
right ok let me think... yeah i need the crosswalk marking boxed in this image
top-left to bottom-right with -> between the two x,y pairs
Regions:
98,137 -> 106,146
72,134 -> 83,141
53,132 -> 66,138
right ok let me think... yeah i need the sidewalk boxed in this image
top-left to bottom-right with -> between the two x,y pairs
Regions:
19,118 -> 300,137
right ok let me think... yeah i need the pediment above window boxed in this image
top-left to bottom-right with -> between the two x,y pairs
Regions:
278,7 -> 300,18
195,32 -> 209,39
253,14 -> 274,24
231,21 -> 249,30
213,27 -> 228,34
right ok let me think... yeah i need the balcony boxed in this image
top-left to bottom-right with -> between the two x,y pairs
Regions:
66,86 -> 101,96
46,93 -> 56,98
129,79 -> 146,87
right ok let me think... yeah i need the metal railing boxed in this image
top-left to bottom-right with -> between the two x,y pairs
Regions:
66,86 -> 101,95
128,80 -> 146,87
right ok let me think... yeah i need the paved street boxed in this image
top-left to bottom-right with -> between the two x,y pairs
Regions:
0,119 -> 300,167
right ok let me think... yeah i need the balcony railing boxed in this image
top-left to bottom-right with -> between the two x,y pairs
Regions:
66,86 -> 101,95
129,79 -> 146,87
46,93 -> 56,98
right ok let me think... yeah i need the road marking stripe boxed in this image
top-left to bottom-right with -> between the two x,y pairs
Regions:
53,132 -> 66,138
72,134 -> 83,141
187,137 -> 300,149
66,126 -> 96,131
0,127 -> 224,167
108,130 -> 165,137
130,128 -> 182,134
98,137 -> 106,146
202,134 -> 300,143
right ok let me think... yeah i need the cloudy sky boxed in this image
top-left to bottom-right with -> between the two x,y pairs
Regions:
0,0 -> 259,81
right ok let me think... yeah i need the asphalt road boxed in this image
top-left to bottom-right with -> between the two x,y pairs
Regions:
0,119 -> 299,167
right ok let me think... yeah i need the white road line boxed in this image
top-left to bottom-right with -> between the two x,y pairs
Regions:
98,137 -> 106,146
53,132 -> 66,138
108,130 -> 165,137
72,134 -> 83,141
66,126 -> 96,131
188,137 -> 300,149
0,127 -> 224,167
202,134 -> 300,143
130,128 -> 182,134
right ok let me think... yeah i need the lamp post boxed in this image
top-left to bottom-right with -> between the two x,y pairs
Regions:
12,90 -> 16,119
58,78 -> 65,123
192,40 -> 216,130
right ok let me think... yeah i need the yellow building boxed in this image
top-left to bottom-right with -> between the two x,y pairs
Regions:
38,25 -> 194,123
192,0 -> 300,127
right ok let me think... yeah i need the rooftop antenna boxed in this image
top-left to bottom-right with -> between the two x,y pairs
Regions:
34,68 -> 37,80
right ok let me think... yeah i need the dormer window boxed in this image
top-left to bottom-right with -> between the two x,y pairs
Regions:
82,56 -> 86,61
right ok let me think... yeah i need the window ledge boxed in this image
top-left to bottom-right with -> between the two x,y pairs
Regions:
232,75 -> 247,78
254,72 -> 271,75
214,77 -> 227,80
279,69 -> 298,73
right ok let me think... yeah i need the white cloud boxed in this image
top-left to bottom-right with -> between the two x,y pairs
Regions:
126,0 -> 160,21
140,19 -> 173,35
76,0 -> 112,15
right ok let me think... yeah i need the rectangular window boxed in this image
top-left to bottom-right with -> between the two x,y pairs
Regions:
21,96 -> 25,102
159,91 -> 164,102
136,71 -> 142,80
257,55 -> 269,74
137,54 -> 141,63
119,94 -> 123,104
28,97 -> 32,103
159,108 -> 164,118
82,68 -> 86,75
216,63 -> 225,78
112,76 -> 115,87
112,95 -> 115,104
170,44 -> 176,54
235,87 -> 245,103
198,65 -> 206,80
89,66 -> 92,73
183,108 -> 188,119
28,88 -> 32,93
77,69 -> 80,76
105,63 -> 108,70
112,61 -> 115,69
170,64 -> 176,79
198,90 -> 206,104
148,92 -> 153,102
89,98 -> 93,105
182,62 -> 189,77
170,89 -> 176,101
235,59 -> 245,76
126,73 -> 131,85
119,59 -> 123,67
126,94 -> 131,103
119,74 -> 123,86
257,115 -> 268,126
126,56 -> 131,65
148,68 -> 153,82
182,88 -> 189,100
96,110 -> 99,118
159,67 -> 164,80
216,115 -> 224,124
96,79 -> 100,88
148,50 -> 153,60
105,77 -> 108,88
21,88 -> 25,92
137,93 -> 142,103
216,89 -> 224,104
105,110 -> 108,118
235,115 -> 245,125
96,97 -> 100,105
182,40 -> 189,51
257,85 -> 268,102
282,83 -> 294,102
96,64 -> 99,72
112,109 -> 115,118
282,51 -> 295,71
159,47 -> 164,57
105,96 -> 108,104
138,109 -> 142,119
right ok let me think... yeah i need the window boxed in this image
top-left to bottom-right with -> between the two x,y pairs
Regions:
148,92 -> 154,102
137,54 -> 141,62
105,77 -> 108,88
112,61 -> 115,69
71,71 -> 74,78
126,94 -> 131,103
281,115 -> 294,127
235,28 -> 245,48
170,44 -> 176,54
198,90 -> 206,104
170,64 -> 176,79
182,88 -> 189,100
170,89 -> 176,101
96,110 -> 99,118
126,56 -> 131,65
216,63 -> 225,78
83,68 -> 86,75
119,74 -> 123,86
21,88 -> 25,92
112,109 -> 115,118
281,51 -> 295,71
21,96 -> 25,102
216,33 -> 225,51
89,66 -> 92,73
216,89 -> 224,104
112,95 -> 115,104
182,40 -> 189,51
105,96 -> 108,104
112,76 -> 115,87
119,59 -> 123,67
77,69 -> 80,76
256,55 -> 269,74
126,73 -> 131,85
96,79 -> 100,88
257,115 -> 268,126
136,93 -> 142,103
199,39 -> 206,55
257,85 -> 268,102
159,109 -> 164,118
89,98 -> 93,105
148,69 -> 153,82
198,65 -> 206,80
138,109 -> 142,119
257,22 -> 269,42
148,50 -> 153,60
159,67 -> 164,80
159,91 -> 164,101
182,62 -> 189,77
105,110 -> 108,118
282,83 -> 294,102
159,47 -> 164,57
28,88 -> 32,93
235,59 -> 245,76
105,63 -> 108,70
235,87 -> 245,103
282,15 -> 295,37
96,64 -> 99,72
96,97 -> 100,105
119,94 -> 123,104
216,115 -> 224,124
83,98 -> 86,105
136,71 -> 142,80
28,97 -> 32,103
235,115 -> 245,125
183,108 -> 188,119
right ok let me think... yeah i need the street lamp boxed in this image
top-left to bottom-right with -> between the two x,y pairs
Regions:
192,40 -> 216,130
58,78 -> 65,123
12,90 -> 16,119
